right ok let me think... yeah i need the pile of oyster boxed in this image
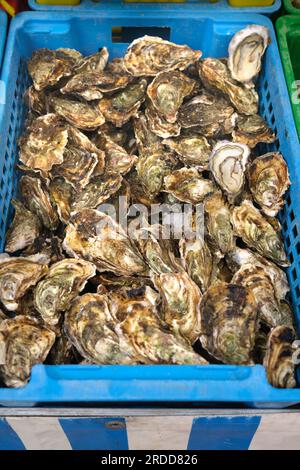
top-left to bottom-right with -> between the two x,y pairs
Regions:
0,25 -> 297,390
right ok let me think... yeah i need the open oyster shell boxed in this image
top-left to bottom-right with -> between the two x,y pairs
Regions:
124,36 -> 202,76
232,114 -> 276,148
34,258 -> 96,326
49,96 -> 105,130
228,25 -> 270,84
0,316 -> 55,388
164,167 -> 215,204
200,281 -> 258,364
5,199 -> 41,253
0,256 -> 48,311
232,200 -> 288,266
248,152 -> 290,217
179,237 -> 214,294
263,326 -> 296,388
210,140 -> 250,202
163,134 -> 211,170
136,150 -> 177,197
147,71 -> 195,123
63,209 -> 148,276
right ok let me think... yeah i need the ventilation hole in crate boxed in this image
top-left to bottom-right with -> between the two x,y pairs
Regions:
296,285 -> 300,299
266,90 -> 270,102
290,252 -> 294,264
286,194 -> 291,207
290,210 -> 295,222
293,225 -> 298,239
268,102 -> 273,114
264,81 -> 268,91
286,235 -> 291,248
292,267 -> 297,281
283,221 -> 288,232
296,242 -> 300,254
270,114 -> 275,125
260,104 -> 265,115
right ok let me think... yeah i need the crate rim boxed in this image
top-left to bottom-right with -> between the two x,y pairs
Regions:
0,10 -> 7,74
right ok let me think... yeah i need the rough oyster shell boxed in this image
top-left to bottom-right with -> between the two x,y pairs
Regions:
0,256 -> 48,311
199,58 -> 259,115
179,237 -> 214,293
23,234 -> 64,265
49,178 -> 74,225
20,175 -> 59,230
164,167 -> 215,204
263,326 -> 296,388
5,199 -> 41,253
133,112 -> 162,154
124,36 -> 202,77
19,114 -> 68,172
163,134 -> 211,170
232,114 -> 276,148
145,103 -> 181,139
210,140 -> 250,201
136,151 -> 177,197
152,272 -> 202,344
147,71 -> 195,123
74,48 -> 109,74
49,96 -> 105,130
48,334 -> 75,365
63,209 -> 148,276
0,316 -> 55,388
204,191 -> 235,257
248,152 -> 290,217
232,200 -> 288,266
99,79 -> 147,127
97,135 -> 137,175
24,86 -> 47,115
228,25 -> 270,84
200,281 -> 257,364
34,258 -> 96,326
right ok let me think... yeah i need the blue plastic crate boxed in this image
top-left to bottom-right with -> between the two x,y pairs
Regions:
28,0 -> 282,15
0,11 -> 299,407
0,11 -> 7,72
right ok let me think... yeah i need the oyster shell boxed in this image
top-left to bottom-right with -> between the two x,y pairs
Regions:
248,152 -> 290,217
24,86 -> 47,115
163,134 -> 211,170
18,114 -> 68,172
136,151 -> 177,197
204,191 -> 235,257
63,209 -> 148,276
210,140 -> 250,202
48,335 -> 75,365
232,114 -> 276,148
228,25 -> 270,84
99,79 -> 147,127
164,167 -> 215,204
199,58 -> 259,115
232,200 -> 288,266
20,175 -> 59,230
263,326 -> 296,388
0,256 -> 48,311
147,71 -> 195,123
49,96 -> 105,130
0,316 -> 55,388
34,258 -> 96,326
200,281 -> 257,364
145,103 -> 181,139
71,173 -> 123,213
153,272 -> 202,344
124,36 -> 202,76
5,199 -> 41,253
179,237 -> 214,293
97,135 -> 137,175
74,48 -> 109,74
133,112 -> 162,154
65,293 -> 136,365
49,178 -> 74,224
23,234 -> 64,265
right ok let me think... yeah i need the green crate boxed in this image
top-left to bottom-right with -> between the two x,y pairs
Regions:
276,15 -> 300,139
283,0 -> 300,14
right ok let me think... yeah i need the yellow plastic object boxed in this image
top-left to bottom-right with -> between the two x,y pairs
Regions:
36,0 -> 80,5
228,0 -> 274,6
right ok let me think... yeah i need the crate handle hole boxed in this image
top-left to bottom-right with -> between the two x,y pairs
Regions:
112,26 -> 171,43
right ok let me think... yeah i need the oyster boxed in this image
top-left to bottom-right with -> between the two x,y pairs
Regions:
136,151 -> 177,197
74,48 -> 109,74
248,153 -> 290,217
34,258 -> 96,326
232,200 -> 288,266
0,316 -> 55,388
210,140 -> 250,202
24,86 -> 47,115
48,335 -> 75,365
19,175 -> 59,230
145,103 -> 181,139
23,234 -> 64,265
228,25 -> 270,84
204,191 -> 235,257
163,134 -> 211,170
0,256 -> 48,311
164,167 -> 215,204
153,272 -> 202,344
99,79 -> 147,127
200,281 -> 257,364
124,36 -> 201,76
97,135 -> 137,175
133,112 -> 163,154
65,293 -> 136,365
178,91 -> 235,130
49,178 -> 74,224
232,114 -> 276,148
232,264 -> 292,328
63,209 -> 148,276
179,237 -> 214,293
199,58 -> 259,115
28,49 -> 78,91
18,114 -> 68,172
71,173 -> 123,213
5,199 -> 41,253
263,326 -> 296,388
49,96 -> 105,130
147,71 -> 195,123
